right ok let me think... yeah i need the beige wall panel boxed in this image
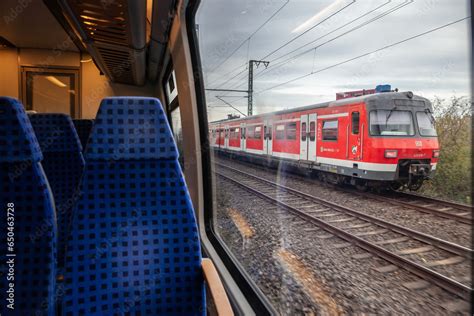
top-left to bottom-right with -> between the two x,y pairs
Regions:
0,48 -> 19,98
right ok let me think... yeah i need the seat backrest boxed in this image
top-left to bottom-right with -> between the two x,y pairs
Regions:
63,97 -> 204,315
29,113 -> 85,267
0,97 -> 56,315
72,119 -> 94,152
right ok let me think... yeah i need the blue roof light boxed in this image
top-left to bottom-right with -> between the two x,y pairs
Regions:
375,84 -> 391,93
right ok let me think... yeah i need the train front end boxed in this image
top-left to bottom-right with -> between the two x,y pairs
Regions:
363,90 -> 440,190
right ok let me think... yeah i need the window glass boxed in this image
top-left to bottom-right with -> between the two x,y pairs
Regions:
275,124 -> 285,140
416,112 -> 437,136
247,126 -> 255,139
309,122 -> 316,141
286,122 -> 297,140
352,111 -> 360,134
301,122 -> 307,141
322,120 -> 338,141
170,107 -> 184,168
268,126 -> 272,140
255,126 -> 262,139
370,110 -> 415,136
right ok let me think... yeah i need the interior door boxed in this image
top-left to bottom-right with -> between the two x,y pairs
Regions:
299,115 -> 308,160
308,113 -> 317,162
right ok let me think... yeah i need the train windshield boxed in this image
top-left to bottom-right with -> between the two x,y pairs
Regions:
369,110 -> 415,136
416,111 -> 438,136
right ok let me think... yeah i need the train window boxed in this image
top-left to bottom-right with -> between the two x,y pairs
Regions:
322,120 -> 338,141
309,122 -> 316,141
301,122 -> 307,141
225,128 -> 229,138
352,112 -> 360,134
275,124 -> 285,140
370,110 -> 415,136
21,67 -> 80,117
268,126 -> 272,140
254,126 -> 262,139
286,122 -> 297,140
416,112 -> 438,137
247,126 -> 255,139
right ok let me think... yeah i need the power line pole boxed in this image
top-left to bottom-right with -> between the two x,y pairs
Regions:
248,59 -> 269,116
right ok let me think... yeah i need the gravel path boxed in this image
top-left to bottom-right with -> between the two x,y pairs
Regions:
215,177 -> 470,315
215,156 -> 471,248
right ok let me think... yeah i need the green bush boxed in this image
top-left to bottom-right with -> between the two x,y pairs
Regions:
419,96 -> 472,204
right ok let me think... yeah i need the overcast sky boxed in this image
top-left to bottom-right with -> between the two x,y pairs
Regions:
196,0 -> 471,121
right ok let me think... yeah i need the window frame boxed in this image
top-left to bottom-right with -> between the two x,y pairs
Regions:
416,111 -> 438,137
369,110 -> 416,137
322,120 -> 339,141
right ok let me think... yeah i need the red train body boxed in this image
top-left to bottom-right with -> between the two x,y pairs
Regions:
209,90 -> 440,190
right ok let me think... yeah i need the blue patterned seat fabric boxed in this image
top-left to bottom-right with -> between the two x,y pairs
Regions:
0,97 -> 56,315
63,97 -> 204,315
29,113 -> 85,267
72,119 -> 94,152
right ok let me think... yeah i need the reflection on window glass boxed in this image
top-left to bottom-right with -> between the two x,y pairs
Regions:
197,0 -> 469,314
170,107 -> 184,168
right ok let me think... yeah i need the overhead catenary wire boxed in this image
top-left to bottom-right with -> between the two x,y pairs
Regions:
225,0 -> 413,92
225,16 -> 471,105
205,0 -> 290,86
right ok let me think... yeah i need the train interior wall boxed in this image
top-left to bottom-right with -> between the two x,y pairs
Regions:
0,48 -> 156,118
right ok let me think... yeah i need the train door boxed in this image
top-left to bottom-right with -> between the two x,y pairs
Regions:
299,115 -> 309,160
266,120 -> 273,155
348,111 -> 360,160
224,125 -> 229,149
308,113 -> 317,162
240,123 -> 246,151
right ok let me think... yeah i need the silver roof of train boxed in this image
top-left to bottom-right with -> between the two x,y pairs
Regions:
210,91 -> 431,124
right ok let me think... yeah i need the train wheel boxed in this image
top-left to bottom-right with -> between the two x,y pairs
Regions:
355,181 -> 368,192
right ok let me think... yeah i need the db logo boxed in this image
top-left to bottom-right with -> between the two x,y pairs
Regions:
351,146 -> 357,154
415,141 -> 422,147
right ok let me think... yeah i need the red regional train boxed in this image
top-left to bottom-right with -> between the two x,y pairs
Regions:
209,85 -> 440,190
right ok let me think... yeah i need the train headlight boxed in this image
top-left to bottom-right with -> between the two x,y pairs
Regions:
384,150 -> 398,158
432,150 -> 440,158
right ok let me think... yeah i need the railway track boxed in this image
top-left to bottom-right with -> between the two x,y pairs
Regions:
216,155 -> 472,225
214,163 -> 473,301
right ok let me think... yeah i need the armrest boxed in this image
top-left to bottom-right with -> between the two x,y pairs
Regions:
202,258 -> 234,316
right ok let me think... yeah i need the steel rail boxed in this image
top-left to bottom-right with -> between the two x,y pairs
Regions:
214,165 -> 472,300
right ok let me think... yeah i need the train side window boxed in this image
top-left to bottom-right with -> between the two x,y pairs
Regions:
225,129 -> 228,138
268,126 -> 273,140
255,126 -> 262,139
301,122 -> 307,141
275,124 -> 285,140
286,122 -> 297,140
309,122 -> 316,141
352,112 -> 360,134
322,120 -> 338,141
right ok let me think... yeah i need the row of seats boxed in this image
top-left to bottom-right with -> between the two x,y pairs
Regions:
0,97 -> 229,315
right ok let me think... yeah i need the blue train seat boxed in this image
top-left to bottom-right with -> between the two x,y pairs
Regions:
72,119 -> 94,152
63,97 -> 205,315
29,114 -> 85,267
0,97 -> 56,315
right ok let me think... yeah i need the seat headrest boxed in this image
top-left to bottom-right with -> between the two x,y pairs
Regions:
29,113 -> 83,153
85,97 -> 178,160
0,97 -> 42,163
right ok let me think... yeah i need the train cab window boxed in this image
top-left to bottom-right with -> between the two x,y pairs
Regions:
309,122 -> 316,141
416,112 -> 438,136
352,111 -> 360,134
322,120 -> 338,141
301,122 -> 307,141
370,110 -> 415,136
275,124 -> 285,140
286,122 -> 297,140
